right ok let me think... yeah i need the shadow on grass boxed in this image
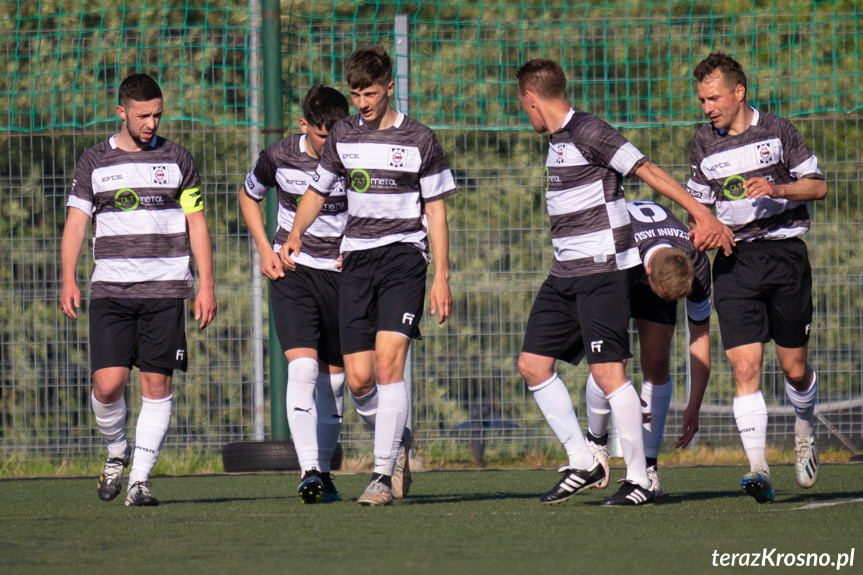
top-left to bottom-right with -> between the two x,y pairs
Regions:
401,491 -> 542,505
160,495 -> 287,506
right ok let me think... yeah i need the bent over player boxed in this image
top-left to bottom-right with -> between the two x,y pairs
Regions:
240,85 -> 350,503
285,47 -> 455,506
687,53 -> 826,503
584,200 -> 712,499
514,58 -> 732,507
61,74 -> 217,506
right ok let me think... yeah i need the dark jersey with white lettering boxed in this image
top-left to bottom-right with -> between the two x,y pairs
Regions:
544,109 -> 647,278
627,200 -> 711,321
686,108 -> 823,241
309,112 -> 456,261
68,135 -> 201,299
244,134 -> 346,270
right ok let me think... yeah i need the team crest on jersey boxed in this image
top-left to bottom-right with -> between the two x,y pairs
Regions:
755,142 -> 773,165
389,147 -> 406,168
555,144 -> 566,164
152,165 -> 168,185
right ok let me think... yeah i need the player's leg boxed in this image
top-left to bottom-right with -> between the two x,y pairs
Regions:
636,318 -> 675,498
583,372 -> 611,488
125,298 -> 187,507
520,276 -> 603,504
126,370 -> 171,507
771,239 -> 818,488
714,248 -> 773,503
286,348 -> 325,503
316,363 -> 345,502
89,298 -> 136,502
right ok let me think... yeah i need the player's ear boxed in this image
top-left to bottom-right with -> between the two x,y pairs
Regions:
386,80 -> 395,97
299,118 -> 308,134
116,105 -> 127,122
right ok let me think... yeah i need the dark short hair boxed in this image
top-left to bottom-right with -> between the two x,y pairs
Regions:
118,74 -> 162,107
515,59 -> 566,99
650,248 -> 694,300
693,52 -> 747,95
344,46 -> 392,90
302,85 -> 350,130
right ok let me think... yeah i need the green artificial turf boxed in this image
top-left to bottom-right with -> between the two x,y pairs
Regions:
1,466 -> 860,574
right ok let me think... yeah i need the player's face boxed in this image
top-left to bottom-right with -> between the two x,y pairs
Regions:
518,89 -> 546,133
300,119 -> 329,159
117,98 -> 163,148
696,70 -> 745,132
349,81 -> 394,127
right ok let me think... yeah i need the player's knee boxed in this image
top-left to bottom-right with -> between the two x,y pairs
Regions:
517,354 -> 549,387
730,360 -> 761,388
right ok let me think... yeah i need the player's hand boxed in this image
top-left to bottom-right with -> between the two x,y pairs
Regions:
281,236 -> 301,272
335,254 -> 343,271
676,405 -> 700,449
688,213 -> 735,256
60,282 -> 81,320
260,247 -> 284,281
429,275 -> 452,325
195,286 -> 217,329
743,177 -> 782,201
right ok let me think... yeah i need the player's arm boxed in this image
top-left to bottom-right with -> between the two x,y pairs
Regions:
186,208 -> 217,329
425,197 -> 452,324
634,161 -> 734,255
238,188 -> 283,280
677,318 -> 710,448
60,207 -> 90,320
742,176 -> 827,202
283,188 -> 326,271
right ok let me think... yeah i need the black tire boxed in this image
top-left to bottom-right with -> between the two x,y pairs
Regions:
221,440 -> 343,472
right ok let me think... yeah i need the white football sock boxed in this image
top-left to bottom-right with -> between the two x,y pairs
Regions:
585,373 -> 611,438
91,392 -> 128,459
128,395 -> 172,486
349,386 -> 378,429
607,382 -> 650,489
286,357 -> 320,473
373,382 -> 408,477
316,372 -> 345,473
529,374 -> 594,469
733,391 -> 769,472
641,380 -> 672,459
785,371 -> 817,441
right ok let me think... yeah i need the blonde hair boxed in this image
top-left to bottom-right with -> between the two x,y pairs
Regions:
650,248 -> 693,300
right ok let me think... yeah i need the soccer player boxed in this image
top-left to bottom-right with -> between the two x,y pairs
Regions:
239,85 -> 350,504
60,74 -> 217,507
687,53 -> 826,503
284,47 -> 455,506
514,58 -> 732,506
584,200 -> 712,499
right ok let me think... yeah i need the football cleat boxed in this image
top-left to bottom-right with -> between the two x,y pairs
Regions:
600,479 -> 656,507
97,444 -> 132,502
540,461 -> 606,504
357,477 -> 393,507
392,427 -> 412,499
125,481 -> 159,507
647,465 -> 665,499
298,469 -> 324,504
794,437 -> 819,489
319,472 -> 343,503
587,437 -> 610,489
741,466 -> 774,503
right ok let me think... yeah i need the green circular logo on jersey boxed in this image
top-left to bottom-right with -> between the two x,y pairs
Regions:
350,169 -> 371,193
544,167 -> 550,192
723,175 -> 747,200
114,188 -> 139,211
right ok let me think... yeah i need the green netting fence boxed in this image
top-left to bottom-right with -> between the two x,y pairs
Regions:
1,0 -> 861,462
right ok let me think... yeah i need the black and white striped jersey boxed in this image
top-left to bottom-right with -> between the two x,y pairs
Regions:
686,108 -> 824,241
68,135 -> 200,299
309,112 -> 456,261
627,200 -> 712,322
544,109 -> 646,278
244,134 -> 346,271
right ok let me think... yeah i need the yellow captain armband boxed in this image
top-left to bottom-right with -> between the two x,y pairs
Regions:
179,187 -> 204,214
